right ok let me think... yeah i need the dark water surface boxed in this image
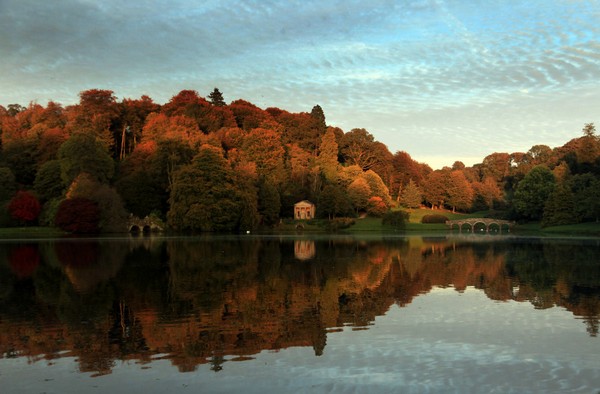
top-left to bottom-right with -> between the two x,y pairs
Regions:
1,234 -> 599,393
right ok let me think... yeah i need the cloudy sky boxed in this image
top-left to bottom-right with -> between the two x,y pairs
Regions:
1,0 -> 599,168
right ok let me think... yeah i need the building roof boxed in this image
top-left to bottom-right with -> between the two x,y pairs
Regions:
295,200 -> 314,206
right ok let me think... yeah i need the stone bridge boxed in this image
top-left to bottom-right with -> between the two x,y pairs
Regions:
127,216 -> 164,233
446,218 -> 515,234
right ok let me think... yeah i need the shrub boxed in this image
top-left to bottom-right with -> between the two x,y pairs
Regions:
382,210 -> 409,230
55,197 -> 100,234
323,217 -> 355,232
367,196 -> 388,217
421,214 -> 449,224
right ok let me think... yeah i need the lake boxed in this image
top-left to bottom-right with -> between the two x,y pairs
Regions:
1,234 -> 599,393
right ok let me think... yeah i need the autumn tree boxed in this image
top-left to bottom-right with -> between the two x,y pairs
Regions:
480,152 -> 511,186
55,197 -> 100,234
119,95 -> 160,158
66,89 -> 120,149
446,170 -> 473,213
240,128 -> 286,186
339,128 -> 380,171
367,196 -> 388,217
362,170 -> 392,207
423,170 -> 448,209
142,113 -> 202,146
161,90 -> 202,116
230,99 -> 270,130
471,177 -> 502,210
287,143 -> 312,188
267,109 -> 324,152
391,151 -> 431,199
8,190 -> 41,225
577,123 -> 600,165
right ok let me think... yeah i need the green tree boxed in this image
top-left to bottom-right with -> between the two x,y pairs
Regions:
316,128 -> 339,183
513,165 -> 555,221
1,139 -> 39,186
258,178 -> 281,226
0,167 -> 16,202
58,133 -> 114,186
208,88 -> 226,107
399,179 -> 422,210
569,173 -> 600,222
115,170 -> 165,218
347,177 -> 371,214
382,210 -> 409,230
34,160 -> 64,202
168,145 -> 248,231
542,184 -> 577,227
318,184 -> 353,219
310,104 -> 326,134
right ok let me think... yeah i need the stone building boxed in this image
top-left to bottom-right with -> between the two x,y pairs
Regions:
294,200 -> 315,220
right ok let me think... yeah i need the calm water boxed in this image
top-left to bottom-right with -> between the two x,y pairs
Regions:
1,234 -> 599,393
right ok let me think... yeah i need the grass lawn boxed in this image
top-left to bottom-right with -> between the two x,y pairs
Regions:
404,208 -> 487,223
346,208 -> 471,233
0,227 -> 67,239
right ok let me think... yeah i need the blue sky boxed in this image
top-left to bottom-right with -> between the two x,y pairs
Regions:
1,0 -> 599,168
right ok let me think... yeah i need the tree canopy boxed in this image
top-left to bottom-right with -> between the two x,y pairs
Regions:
1,88 -> 599,232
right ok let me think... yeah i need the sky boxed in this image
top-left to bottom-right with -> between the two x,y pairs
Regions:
1,0 -> 599,169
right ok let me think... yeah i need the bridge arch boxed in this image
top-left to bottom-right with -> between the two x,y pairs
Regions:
127,216 -> 164,234
446,218 -> 514,234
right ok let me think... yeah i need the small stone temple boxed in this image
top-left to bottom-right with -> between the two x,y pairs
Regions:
294,200 -> 316,220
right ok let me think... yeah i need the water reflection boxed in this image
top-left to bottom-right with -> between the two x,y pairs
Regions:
1,235 -> 599,377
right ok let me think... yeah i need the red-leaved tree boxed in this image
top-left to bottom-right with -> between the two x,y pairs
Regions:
55,197 -> 100,234
8,190 -> 41,224
9,245 -> 40,278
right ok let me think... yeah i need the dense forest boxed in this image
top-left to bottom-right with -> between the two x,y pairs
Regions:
1,88 -> 599,232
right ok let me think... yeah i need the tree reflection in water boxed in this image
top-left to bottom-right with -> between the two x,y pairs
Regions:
0,235 -> 599,376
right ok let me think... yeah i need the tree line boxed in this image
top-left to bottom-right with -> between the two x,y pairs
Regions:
1,88 -> 599,232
